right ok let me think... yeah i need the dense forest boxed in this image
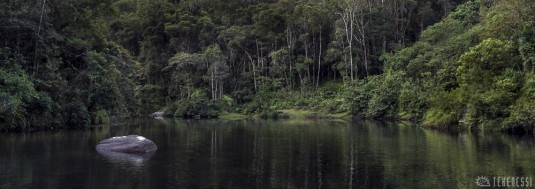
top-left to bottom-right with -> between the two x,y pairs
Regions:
0,0 -> 534,131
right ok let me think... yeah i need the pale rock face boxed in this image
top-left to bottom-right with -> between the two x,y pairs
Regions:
149,111 -> 165,119
96,135 -> 157,153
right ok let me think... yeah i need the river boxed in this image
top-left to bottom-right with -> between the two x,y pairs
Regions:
1,119 -> 534,188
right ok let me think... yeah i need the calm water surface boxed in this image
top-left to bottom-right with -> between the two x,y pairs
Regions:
1,119 -> 534,188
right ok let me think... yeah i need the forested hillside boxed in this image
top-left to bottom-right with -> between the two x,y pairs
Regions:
1,0 -> 138,130
1,0 -> 533,131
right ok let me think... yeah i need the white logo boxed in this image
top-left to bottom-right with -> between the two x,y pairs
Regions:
476,176 -> 491,187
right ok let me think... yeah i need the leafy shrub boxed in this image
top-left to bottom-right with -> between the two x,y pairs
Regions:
423,108 -> 459,127
366,73 -> 401,118
397,81 -> 429,120
173,98 -> 221,118
135,84 -> 167,114
505,73 -> 535,129
259,108 -> 289,119
346,73 -> 401,119
27,92 -> 61,128
423,89 -> 463,127
456,38 -> 520,126
94,109 -> 111,125
63,102 -> 91,128
346,79 -> 371,117
0,48 -> 38,130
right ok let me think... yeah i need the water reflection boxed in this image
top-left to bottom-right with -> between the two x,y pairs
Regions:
0,119 -> 534,188
97,150 -> 155,165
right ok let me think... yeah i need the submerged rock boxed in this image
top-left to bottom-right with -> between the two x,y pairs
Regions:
96,135 -> 158,153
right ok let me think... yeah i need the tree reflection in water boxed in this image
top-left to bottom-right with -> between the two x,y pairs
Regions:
1,119 -> 535,188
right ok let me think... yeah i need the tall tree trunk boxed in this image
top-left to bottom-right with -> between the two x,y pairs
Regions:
33,0 -> 47,77
286,28 -> 295,88
219,81 -> 223,99
339,4 -> 356,81
364,43 -> 369,78
312,32 -> 316,88
211,66 -> 215,100
256,39 -> 263,89
305,39 -> 310,86
298,69 -> 304,94
353,1 -> 367,78
382,0 -> 387,53
245,52 -> 257,92
316,27 -> 322,89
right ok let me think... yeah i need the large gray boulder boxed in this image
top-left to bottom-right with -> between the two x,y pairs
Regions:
96,135 -> 157,153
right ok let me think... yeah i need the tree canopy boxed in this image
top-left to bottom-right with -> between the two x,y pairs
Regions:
1,0 -> 534,132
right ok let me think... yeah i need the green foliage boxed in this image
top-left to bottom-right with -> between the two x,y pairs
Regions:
94,109 -> 111,125
397,81 -> 429,120
423,108 -> 459,127
366,0 -> 535,131
517,29 -> 535,72
345,72 -> 402,119
0,48 -> 38,130
173,98 -> 221,118
315,82 -> 347,113
63,102 -> 91,128
366,73 -> 402,118
457,38 -> 520,125
2,0 -> 534,131
0,0 -> 138,130
506,73 -> 535,128
135,84 -> 166,114
345,80 -> 370,118
101,0 -> 461,122
448,0 -> 480,25
423,89 -> 463,127
87,51 -> 122,110
259,109 -> 289,120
